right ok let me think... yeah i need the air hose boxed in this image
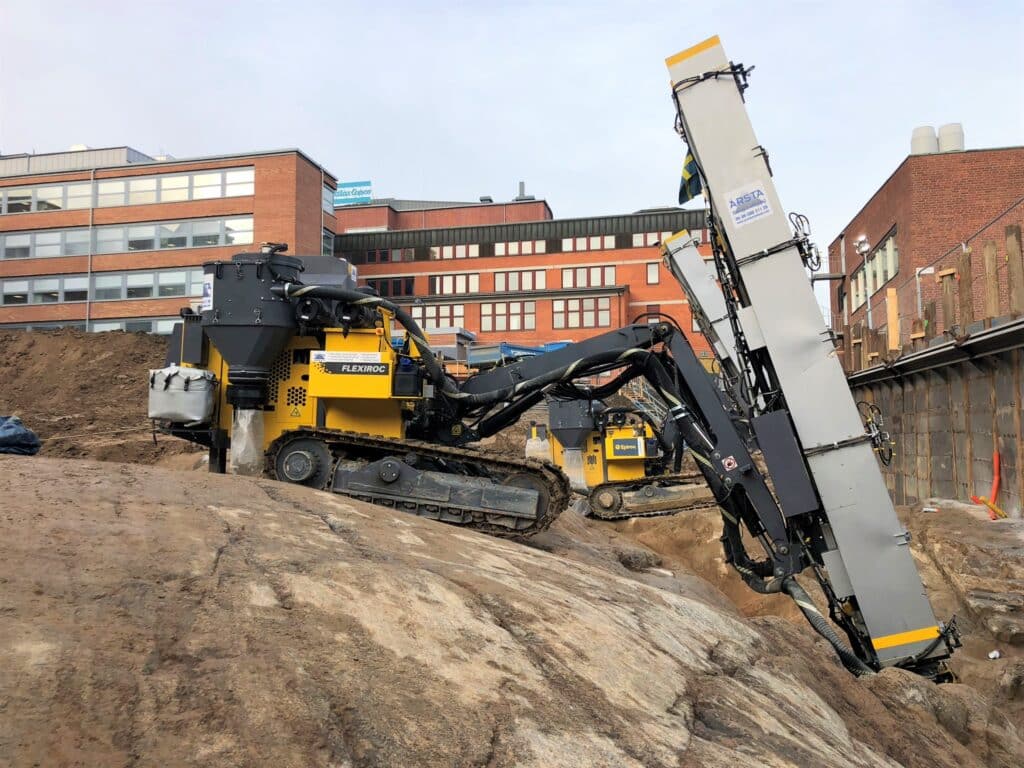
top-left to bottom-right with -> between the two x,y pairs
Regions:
783,578 -> 875,677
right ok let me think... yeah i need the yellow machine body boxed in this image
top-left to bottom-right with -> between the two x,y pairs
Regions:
194,314 -> 421,450
534,422 -> 652,489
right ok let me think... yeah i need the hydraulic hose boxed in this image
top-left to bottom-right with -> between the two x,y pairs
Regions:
272,283 -> 457,395
783,578 -> 875,677
273,283 -> 656,410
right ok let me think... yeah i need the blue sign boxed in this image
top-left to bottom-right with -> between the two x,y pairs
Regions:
334,180 -> 372,206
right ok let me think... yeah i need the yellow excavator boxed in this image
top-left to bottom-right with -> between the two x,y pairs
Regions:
527,397 -> 712,520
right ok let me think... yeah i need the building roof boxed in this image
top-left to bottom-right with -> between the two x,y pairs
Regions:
362,198 -> 488,211
335,207 -> 703,250
830,145 -> 1024,248
0,146 -> 338,183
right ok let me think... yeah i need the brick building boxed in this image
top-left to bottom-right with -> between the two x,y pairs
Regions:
0,146 -> 337,332
333,198 -> 714,360
827,143 -> 1024,371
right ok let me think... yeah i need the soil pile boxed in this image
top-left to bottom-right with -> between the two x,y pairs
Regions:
0,329 -> 197,463
2,456 -> 1022,767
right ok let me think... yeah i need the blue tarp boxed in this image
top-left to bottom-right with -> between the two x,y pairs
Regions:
0,416 -> 41,455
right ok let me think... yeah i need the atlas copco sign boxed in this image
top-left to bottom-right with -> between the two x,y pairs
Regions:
334,180 -> 372,206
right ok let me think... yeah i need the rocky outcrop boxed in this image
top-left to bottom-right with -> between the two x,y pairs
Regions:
1,457 -> 1021,767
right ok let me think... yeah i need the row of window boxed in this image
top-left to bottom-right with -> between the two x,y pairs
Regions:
494,240 -> 546,257
410,303 -> 465,328
405,297 -> 614,332
495,269 -> 546,292
1,268 -> 205,305
430,273 -> 480,295
366,277 -> 416,297
851,232 -> 900,310
562,265 -> 616,289
480,301 -> 537,332
379,266 -> 620,297
0,216 -> 254,260
364,248 -> 416,263
350,230 -> 709,265
0,168 -> 255,215
0,317 -> 181,334
553,297 -> 613,329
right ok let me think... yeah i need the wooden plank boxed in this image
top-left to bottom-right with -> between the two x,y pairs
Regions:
843,323 -> 852,374
924,301 -> 937,339
934,267 -> 957,281
886,288 -> 900,351
1008,225 -> 1024,314
940,273 -> 957,334
1016,349 -> 1023,519
983,240 -> 1000,318
963,367 -> 973,495
957,248 -> 973,326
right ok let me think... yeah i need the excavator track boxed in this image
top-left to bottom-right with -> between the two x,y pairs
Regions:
266,428 -> 570,538
586,472 -> 714,521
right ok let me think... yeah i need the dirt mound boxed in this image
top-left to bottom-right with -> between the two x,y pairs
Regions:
0,329 -> 198,464
2,456 -> 1022,767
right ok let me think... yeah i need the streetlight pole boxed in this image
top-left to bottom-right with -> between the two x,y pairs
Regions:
856,237 -> 872,330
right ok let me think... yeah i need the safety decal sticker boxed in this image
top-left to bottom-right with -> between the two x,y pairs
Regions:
200,274 -> 214,311
311,351 -> 382,363
725,182 -> 772,228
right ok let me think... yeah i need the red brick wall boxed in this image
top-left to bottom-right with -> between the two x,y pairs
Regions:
828,147 -> 1024,366
358,244 -> 712,355
0,150 -> 333,326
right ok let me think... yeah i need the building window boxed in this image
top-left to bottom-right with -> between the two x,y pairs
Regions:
494,240 -> 543,257
494,269 -> 545,292
552,296 -> 611,329
366,277 -> 415,297
410,303 -> 464,329
128,177 -> 157,205
647,262 -> 660,284
126,273 -> 155,299
429,273 -> 479,295
322,228 -> 334,257
560,235 -> 619,254
0,215 -> 254,260
561,265 -> 615,289
645,304 -> 661,324
322,185 -> 335,213
852,229 -> 899,311
1,280 -> 29,305
480,301 -> 536,332
0,268 -> 203,306
0,167 -> 255,215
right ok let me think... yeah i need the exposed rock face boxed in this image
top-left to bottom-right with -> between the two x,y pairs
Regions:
910,504 -> 1024,645
1,457 -> 1021,767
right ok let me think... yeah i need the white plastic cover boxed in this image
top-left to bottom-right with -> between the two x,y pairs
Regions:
229,408 -> 265,476
148,366 -> 216,423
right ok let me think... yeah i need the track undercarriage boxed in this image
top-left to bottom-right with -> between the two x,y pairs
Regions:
585,472 -> 714,521
267,429 -> 570,537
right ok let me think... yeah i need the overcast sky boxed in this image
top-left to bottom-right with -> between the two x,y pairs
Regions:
1,0 -> 1021,256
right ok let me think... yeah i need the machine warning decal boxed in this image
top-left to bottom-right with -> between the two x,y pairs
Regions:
725,182 -> 772,228
200,274 -> 214,311
320,362 -> 390,375
312,351 -> 382,363
290,407 -> 302,417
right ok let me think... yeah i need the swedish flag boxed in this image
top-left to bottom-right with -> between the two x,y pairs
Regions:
678,152 -> 702,204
